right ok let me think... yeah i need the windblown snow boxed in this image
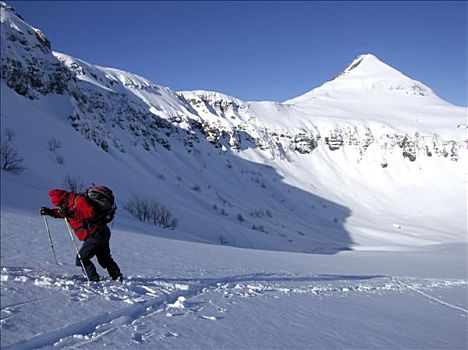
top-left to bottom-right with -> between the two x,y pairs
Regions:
1,2 -> 467,349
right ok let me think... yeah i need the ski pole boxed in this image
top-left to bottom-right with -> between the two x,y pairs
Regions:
43,216 -> 59,265
64,218 -> 90,283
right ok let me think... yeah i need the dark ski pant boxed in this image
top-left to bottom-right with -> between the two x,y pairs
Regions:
77,225 -> 121,281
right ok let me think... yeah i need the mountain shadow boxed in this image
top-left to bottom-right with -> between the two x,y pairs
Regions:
104,107 -> 354,255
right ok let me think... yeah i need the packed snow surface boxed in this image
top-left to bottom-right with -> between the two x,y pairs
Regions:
1,211 -> 467,349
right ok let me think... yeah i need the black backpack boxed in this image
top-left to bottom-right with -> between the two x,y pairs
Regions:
84,185 -> 116,224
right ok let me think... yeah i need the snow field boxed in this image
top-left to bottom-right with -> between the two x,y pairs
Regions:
1,210 -> 467,349
1,265 -> 467,349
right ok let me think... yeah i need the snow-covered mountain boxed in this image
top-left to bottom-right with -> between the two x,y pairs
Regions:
1,3 -> 467,349
1,1 -> 466,252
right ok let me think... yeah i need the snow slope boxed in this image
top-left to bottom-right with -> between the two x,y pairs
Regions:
1,211 -> 467,349
283,54 -> 465,134
1,2 -> 467,349
1,0 -> 466,251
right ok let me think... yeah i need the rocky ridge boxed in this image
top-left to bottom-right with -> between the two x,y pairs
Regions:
0,2 -> 72,99
0,2 -> 464,168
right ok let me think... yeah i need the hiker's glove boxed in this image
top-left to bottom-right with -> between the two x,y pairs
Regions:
40,207 -> 53,216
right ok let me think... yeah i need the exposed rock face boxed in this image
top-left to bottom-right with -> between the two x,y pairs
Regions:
64,75 -> 176,153
181,92 -> 461,165
0,2 -> 73,99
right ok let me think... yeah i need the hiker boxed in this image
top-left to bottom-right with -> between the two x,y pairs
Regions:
40,186 -> 123,282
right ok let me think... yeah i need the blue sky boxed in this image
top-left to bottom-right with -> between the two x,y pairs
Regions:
9,1 -> 468,106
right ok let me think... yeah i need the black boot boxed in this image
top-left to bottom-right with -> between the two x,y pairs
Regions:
111,274 -> 124,282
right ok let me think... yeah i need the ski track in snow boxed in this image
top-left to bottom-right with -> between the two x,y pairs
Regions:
1,266 -> 466,349
391,277 -> 468,315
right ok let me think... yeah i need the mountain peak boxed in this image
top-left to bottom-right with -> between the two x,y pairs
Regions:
285,53 -> 435,104
0,2 -> 23,20
344,53 -> 380,72
337,53 -> 407,80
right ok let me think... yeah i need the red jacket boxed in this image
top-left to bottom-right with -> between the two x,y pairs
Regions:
48,189 -> 101,241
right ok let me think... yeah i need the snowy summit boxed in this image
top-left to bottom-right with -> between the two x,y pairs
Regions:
288,53 -> 434,98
